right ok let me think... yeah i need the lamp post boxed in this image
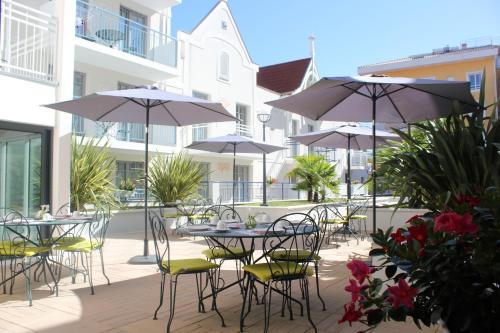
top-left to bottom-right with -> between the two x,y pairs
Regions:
257,112 -> 271,206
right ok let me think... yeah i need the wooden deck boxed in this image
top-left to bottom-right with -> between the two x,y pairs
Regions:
0,232 -> 437,333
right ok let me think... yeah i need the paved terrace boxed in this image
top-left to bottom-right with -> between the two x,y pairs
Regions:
0,231 -> 436,333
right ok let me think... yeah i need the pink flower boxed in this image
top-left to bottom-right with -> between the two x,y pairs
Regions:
434,212 -> 478,236
347,260 -> 371,284
387,279 -> 417,309
338,302 -> 363,326
345,279 -> 362,302
408,223 -> 427,247
390,228 -> 406,244
455,194 -> 481,208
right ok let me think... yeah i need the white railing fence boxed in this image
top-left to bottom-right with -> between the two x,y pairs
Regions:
0,0 -> 57,82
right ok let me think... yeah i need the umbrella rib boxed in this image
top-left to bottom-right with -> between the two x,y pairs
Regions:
126,98 -> 148,107
159,102 -> 182,126
376,86 -> 407,99
188,102 -> 237,121
399,85 -> 481,109
379,85 -> 408,123
96,99 -> 131,121
315,83 -> 360,120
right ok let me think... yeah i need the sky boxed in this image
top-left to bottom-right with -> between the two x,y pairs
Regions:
171,0 -> 500,76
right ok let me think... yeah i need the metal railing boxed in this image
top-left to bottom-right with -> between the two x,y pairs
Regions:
0,0 -> 58,82
285,140 -> 300,158
192,124 -> 208,141
236,123 -> 253,138
75,0 -> 177,67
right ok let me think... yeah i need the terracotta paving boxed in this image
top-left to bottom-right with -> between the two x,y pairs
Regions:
0,232 -> 438,333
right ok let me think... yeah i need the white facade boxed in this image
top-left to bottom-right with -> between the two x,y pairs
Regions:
0,0 -> 367,213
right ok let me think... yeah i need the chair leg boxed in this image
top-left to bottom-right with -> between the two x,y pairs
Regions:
154,272 -> 166,320
98,249 -> 111,285
167,275 -> 178,333
314,262 -> 326,311
208,270 -> 225,327
44,258 -> 59,297
303,278 -> 318,333
194,273 -> 205,313
83,252 -> 94,295
287,280 -> 294,320
22,258 -> 32,306
263,282 -> 272,333
240,273 -> 252,332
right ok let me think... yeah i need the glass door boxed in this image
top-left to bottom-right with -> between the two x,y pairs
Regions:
0,129 -> 44,217
120,6 -> 147,58
234,165 -> 249,202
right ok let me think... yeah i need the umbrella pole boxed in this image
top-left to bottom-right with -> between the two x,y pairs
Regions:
347,134 -> 351,200
372,87 -> 377,233
143,101 -> 150,257
232,144 -> 236,213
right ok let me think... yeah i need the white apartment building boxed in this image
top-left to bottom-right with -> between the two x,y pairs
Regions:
0,0 -> 365,216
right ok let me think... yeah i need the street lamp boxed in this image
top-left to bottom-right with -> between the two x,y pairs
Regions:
257,112 -> 271,206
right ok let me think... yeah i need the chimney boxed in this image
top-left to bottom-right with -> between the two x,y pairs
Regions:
308,34 -> 316,60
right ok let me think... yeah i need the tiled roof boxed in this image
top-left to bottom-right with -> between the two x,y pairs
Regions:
257,58 -> 311,94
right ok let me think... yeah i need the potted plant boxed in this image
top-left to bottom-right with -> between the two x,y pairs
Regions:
339,80 -> 500,332
118,178 -> 136,201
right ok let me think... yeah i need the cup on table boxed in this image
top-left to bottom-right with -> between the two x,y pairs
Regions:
216,220 -> 227,231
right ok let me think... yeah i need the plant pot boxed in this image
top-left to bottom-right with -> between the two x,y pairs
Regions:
161,207 -> 178,231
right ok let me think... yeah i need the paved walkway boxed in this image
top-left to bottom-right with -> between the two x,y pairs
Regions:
0,232 -> 438,333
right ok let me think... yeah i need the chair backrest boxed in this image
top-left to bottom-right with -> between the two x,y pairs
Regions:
200,204 -> 241,223
149,210 -> 170,271
326,203 -> 346,220
86,207 -> 111,247
1,210 -> 31,256
262,212 -> 319,280
349,198 -> 369,216
307,204 -> 329,251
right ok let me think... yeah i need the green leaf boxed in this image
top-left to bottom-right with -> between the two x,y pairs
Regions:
385,265 -> 397,279
369,248 -> 386,256
367,309 -> 385,325
388,307 -> 407,322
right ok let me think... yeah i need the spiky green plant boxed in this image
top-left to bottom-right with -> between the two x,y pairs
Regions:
287,155 -> 339,202
71,136 -> 117,211
148,152 -> 209,206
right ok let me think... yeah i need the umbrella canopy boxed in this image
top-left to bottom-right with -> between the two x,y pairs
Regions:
44,86 -> 236,263
267,76 -> 481,231
266,76 -> 480,123
45,86 -> 236,125
290,125 -> 398,199
185,134 -> 284,209
290,125 -> 398,150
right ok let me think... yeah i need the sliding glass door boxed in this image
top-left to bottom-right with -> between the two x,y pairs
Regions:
0,123 -> 50,217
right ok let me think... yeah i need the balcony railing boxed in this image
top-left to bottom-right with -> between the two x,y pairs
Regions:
75,0 -> 177,67
0,0 -> 58,82
285,140 -> 300,158
236,123 -> 253,138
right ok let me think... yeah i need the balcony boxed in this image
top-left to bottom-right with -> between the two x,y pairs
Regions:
236,123 -> 253,138
0,0 -> 58,83
74,0 -> 178,80
285,139 -> 300,158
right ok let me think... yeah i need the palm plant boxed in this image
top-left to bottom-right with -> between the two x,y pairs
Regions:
288,155 -> 339,202
71,136 -> 117,212
148,152 -> 209,206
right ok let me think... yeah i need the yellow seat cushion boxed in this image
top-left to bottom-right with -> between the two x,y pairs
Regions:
190,213 -> 215,220
243,262 -> 313,282
202,246 -> 252,259
54,240 -> 102,253
0,244 -> 51,257
162,213 -> 183,218
161,258 -> 218,275
350,215 -> 367,220
326,218 -> 347,224
269,250 -> 320,262
45,237 -> 87,245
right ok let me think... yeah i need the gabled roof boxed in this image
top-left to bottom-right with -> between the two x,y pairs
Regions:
257,58 -> 312,94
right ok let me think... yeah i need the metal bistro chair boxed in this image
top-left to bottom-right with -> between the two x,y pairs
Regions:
54,208 -> 111,295
240,213 -> 320,333
0,211 -> 52,306
327,204 -> 361,244
199,205 -> 253,296
149,211 -> 225,332
349,199 -> 369,239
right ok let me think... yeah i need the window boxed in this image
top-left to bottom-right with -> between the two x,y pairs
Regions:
116,161 -> 144,199
234,165 -> 250,202
119,6 -> 147,58
72,72 -> 86,135
218,52 -> 229,81
197,162 -> 210,199
116,82 -> 145,142
307,124 -> 314,155
467,72 -> 482,91
192,91 -> 209,141
236,104 -> 251,137
289,120 -> 299,157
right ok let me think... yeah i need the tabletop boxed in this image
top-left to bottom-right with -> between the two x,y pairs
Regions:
3,217 -> 92,227
179,223 -> 317,239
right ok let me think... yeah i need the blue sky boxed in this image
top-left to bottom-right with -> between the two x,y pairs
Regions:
171,0 -> 500,76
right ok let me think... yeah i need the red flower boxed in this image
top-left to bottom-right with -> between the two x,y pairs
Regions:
390,228 -> 406,244
434,212 -> 478,236
456,194 -> 481,208
387,279 -> 417,309
345,279 -> 362,302
406,214 -> 422,225
347,260 -> 371,284
338,302 -> 363,326
408,223 -> 427,247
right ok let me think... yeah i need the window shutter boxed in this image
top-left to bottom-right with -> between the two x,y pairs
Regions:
219,52 -> 229,81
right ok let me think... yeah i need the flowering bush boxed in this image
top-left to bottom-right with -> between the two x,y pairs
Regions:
339,192 -> 500,333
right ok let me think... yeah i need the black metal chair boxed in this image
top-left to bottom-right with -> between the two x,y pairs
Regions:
240,212 -> 320,333
327,204 -> 361,244
149,211 -> 225,332
54,208 -> 111,295
349,199 -> 370,239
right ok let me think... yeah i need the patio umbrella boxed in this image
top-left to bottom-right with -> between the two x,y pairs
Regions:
185,134 -> 284,210
44,86 -> 236,263
290,125 -> 399,199
267,76 -> 481,231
